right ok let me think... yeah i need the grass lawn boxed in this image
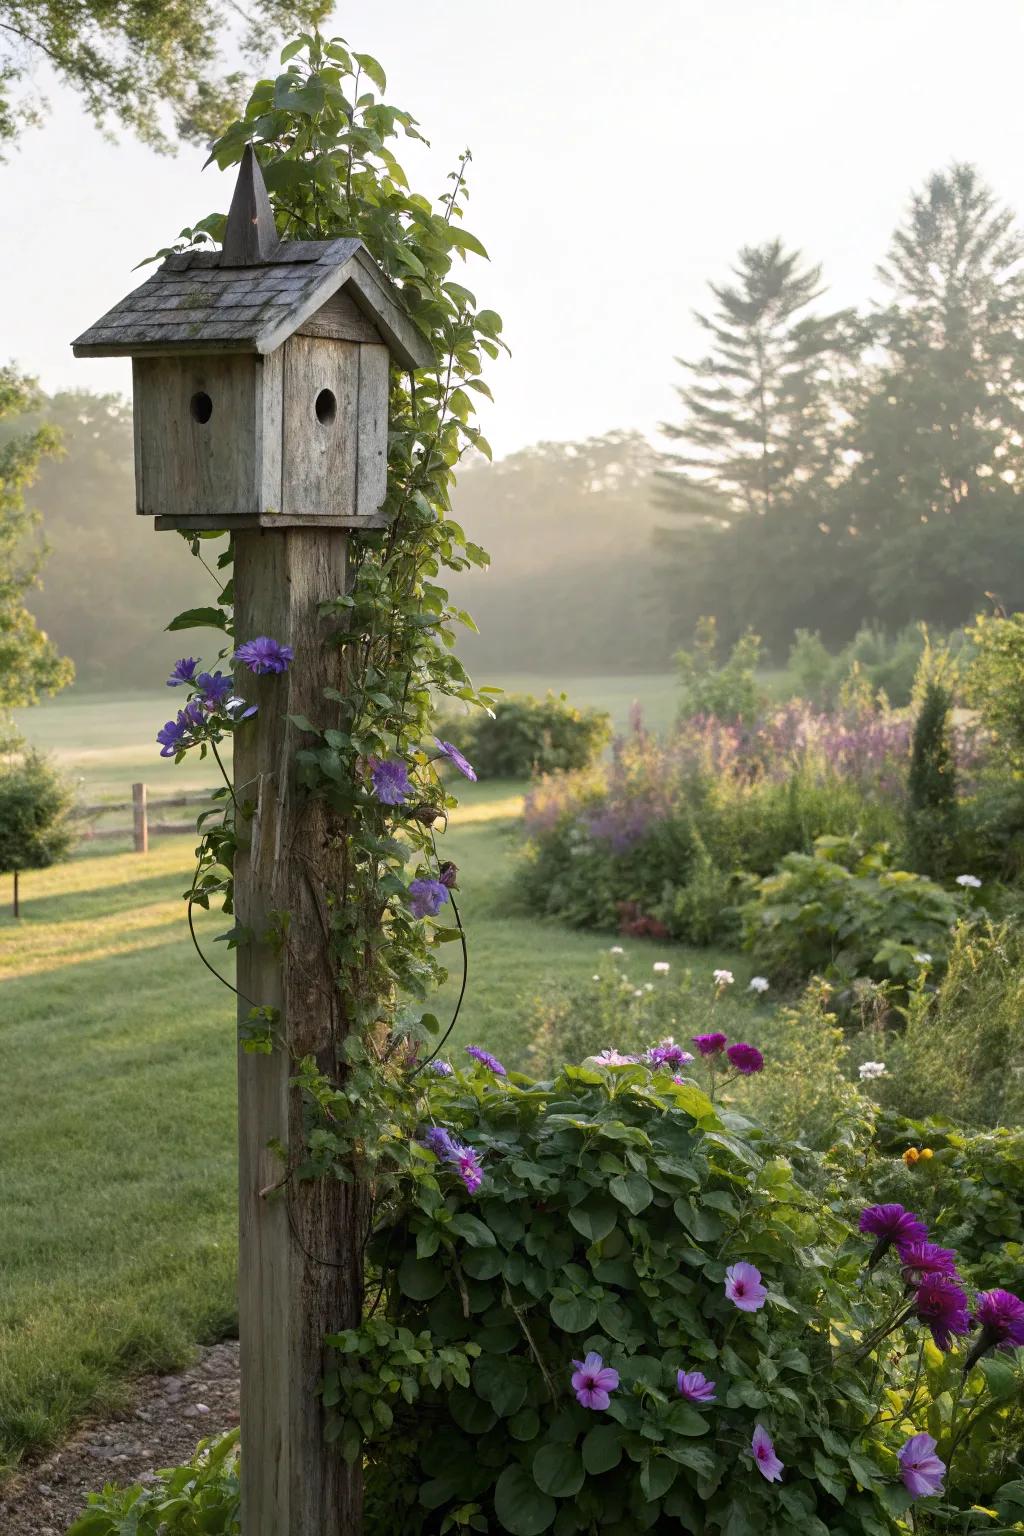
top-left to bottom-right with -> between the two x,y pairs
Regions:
0,684 -> 745,1475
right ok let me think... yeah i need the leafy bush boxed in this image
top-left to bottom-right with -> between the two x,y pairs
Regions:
784,624 -> 963,711
441,693 -> 612,779
68,1430 -> 240,1534
741,836 -> 962,986
0,747 -> 75,912
675,615 -> 764,723
519,709 -> 912,946
873,921 -> 1024,1128
327,1064 -> 955,1534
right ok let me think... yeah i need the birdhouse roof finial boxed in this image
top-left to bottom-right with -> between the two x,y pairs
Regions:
221,144 -> 280,266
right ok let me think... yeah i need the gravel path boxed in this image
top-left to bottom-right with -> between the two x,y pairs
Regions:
0,1340 -> 240,1534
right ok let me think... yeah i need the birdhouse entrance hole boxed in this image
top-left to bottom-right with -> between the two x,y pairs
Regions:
190,391 -> 213,424
315,387 -> 337,425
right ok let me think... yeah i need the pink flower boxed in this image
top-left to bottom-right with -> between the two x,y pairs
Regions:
724,1262 -> 767,1312
726,1042 -> 764,1075
692,1032 -> 727,1056
570,1352 -> 619,1410
750,1425 -> 783,1482
899,1433 -> 945,1499
676,1370 -> 716,1403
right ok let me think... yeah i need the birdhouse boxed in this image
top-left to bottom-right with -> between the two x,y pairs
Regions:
72,147 -> 433,529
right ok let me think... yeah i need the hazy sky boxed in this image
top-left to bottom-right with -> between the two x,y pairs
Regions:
4,0 -> 1024,456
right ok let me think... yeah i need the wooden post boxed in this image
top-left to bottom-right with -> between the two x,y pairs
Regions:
233,528 -> 363,1535
132,781 -> 149,854
12,869 -> 19,919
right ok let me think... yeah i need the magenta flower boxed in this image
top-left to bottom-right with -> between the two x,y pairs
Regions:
898,1241 -> 960,1286
370,758 -> 413,805
676,1370 -> 716,1404
967,1289 -> 1024,1369
433,737 -> 478,781
466,1045 -> 506,1076
233,636 -> 294,675
408,878 -> 449,919
859,1204 -> 928,1267
750,1425 -> 783,1483
692,1032 -> 727,1056
454,1145 -> 485,1195
167,656 -> 198,686
899,1434 -> 945,1499
571,1353 -> 619,1410
726,1042 -> 764,1075
914,1277 -> 971,1351
724,1262 -> 767,1312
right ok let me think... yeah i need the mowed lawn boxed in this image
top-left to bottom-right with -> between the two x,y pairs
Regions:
0,679 -> 741,1474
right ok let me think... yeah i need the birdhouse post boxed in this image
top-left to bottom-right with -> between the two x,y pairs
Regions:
73,147 -> 433,1534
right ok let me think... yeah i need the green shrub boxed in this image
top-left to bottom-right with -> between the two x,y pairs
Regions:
68,1430 -> 240,1534
675,615 -> 763,722
0,747 -> 75,913
879,921 -> 1024,1129
741,836 -> 962,986
966,611 -> 1024,772
442,693 -> 612,779
905,682 -> 959,878
329,1065 -> 952,1534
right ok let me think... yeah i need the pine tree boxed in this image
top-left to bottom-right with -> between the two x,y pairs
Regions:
906,681 -> 958,878
841,164 -> 1024,626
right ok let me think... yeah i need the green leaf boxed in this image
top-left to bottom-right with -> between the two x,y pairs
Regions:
609,1171 -> 653,1214
847,1453 -> 881,1489
448,1214 -> 497,1248
532,1443 -> 585,1498
352,51 -> 387,91
664,1402 -> 711,1436
549,1292 -> 598,1333
447,226 -> 490,260
166,606 -> 231,633
397,1255 -> 446,1300
640,1455 -> 677,1500
568,1197 -> 618,1244
509,1408 -> 541,1442
473,1354 -> 528,1417
493,1465 -> 556,1535
582,1423 -> 623,1475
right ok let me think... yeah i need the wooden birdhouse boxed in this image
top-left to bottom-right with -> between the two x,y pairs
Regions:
72,147 -> 433,529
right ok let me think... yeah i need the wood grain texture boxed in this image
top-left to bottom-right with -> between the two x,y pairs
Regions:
281,336 -> 359,519
233,528 -> 363,1536
152,513 -> 389,531
134,355 -> 260,519
297,288 -> 384,344
356,344 -> 390,517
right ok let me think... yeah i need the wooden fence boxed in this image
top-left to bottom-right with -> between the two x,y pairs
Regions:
71,783 -> 215,853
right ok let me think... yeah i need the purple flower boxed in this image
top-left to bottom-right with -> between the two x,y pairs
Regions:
750,1425 -> 784,1483
899,1434 -> 945,1500
724,1262 -> 767,1312
167,657 -> 198,686
648,1039 -> 695,1069
859,1204 -> 928,1267
914,1277 -> 971,1351
726,1042 -> 764,1075
437,861 -> 458,889
233,636 -> 294,675
692,1032 -> 728,1056
898,1241 -> 960,1286
156,702 -> 206,758
594,1049 -> 640,1066
677,1370 -> 716,1404
421,1126 -> 458,1159
196,670 -> 233,709
967,1289 -> 1024,1368
571,1352 -> 619,1410
466,1045 -> 506,1076
428,1059 -> 454,1077
433,737 -> 478,782
454,1145 -> 485,1195
408,879 -> 449,920
370,758 -> 413,806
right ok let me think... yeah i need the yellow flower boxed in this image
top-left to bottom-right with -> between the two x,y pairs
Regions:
903,1147 -> 921,1166
920,1147 -> 934,1160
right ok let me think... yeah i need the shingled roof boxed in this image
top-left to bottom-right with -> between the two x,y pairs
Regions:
72,147 -> 433,370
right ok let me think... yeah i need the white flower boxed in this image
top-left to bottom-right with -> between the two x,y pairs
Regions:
913,952 -> 932,965
713,969 -> 735,987
858,1061 -> 887,1081
593,1049 -> 639,1066
644,982 -> 654,992
592,974 -> 601,982
748,976 -> 770,994
634,989 -> 644,998
653,962 -> 671,975
610,945 -> 625,955
956,874 -> 982,888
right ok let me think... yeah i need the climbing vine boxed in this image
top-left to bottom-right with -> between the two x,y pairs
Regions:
157,33 -> 504,1200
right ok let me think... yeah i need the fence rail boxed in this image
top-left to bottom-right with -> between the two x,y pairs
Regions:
71,783 -> 216,852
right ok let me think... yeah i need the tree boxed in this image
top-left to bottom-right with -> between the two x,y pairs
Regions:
0,366 -> 73,743
0,748 -> 74,916
906,681 -> 958,878
840,164 -> 1024,627
656,240 -> 861,652
0,0 -> 330,152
